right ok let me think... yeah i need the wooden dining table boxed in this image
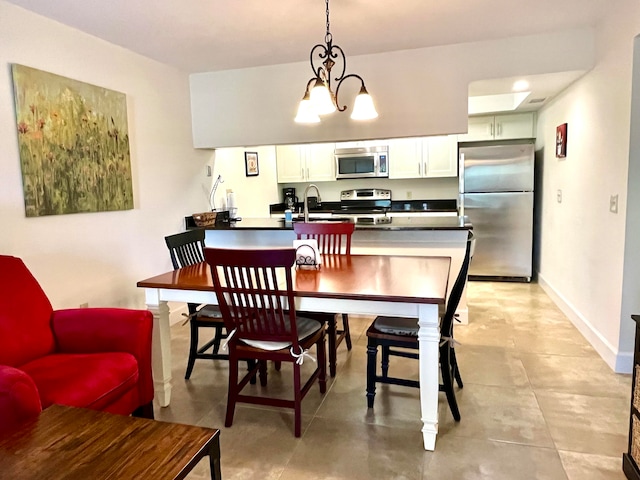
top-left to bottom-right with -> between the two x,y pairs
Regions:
137,253 -> 451,450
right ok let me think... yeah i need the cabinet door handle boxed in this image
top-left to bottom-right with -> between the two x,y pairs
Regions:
418,162 -> 421,176
490,123 -> 494,137
301,167 -> 304,178
497,123 -> 502,137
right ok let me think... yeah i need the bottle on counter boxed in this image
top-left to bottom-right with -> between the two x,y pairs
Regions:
226,189 -> 238,219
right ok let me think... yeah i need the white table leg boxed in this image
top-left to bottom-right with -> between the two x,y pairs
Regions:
417,303 -> 441,450
145,289 -> 172,407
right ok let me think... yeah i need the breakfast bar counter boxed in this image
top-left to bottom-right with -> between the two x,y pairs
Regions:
193,216 -> 471,231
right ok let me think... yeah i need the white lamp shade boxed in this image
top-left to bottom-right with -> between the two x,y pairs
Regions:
310,82 -> 336,115
351,91 -> 378,120
294,98 -> 320,123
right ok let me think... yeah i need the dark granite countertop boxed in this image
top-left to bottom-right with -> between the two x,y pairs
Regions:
389,199 -> 457,213
192,216 -> 471,231
269,199 -> 457,214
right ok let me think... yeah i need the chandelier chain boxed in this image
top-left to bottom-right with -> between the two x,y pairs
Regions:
325,0 -> 332,43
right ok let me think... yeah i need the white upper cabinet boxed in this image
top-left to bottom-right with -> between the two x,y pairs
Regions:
305,143 -> 336,182
389,138 -> 423,179
423,135 -> 458,178
389,136 -> 457,179
275,145 -> 305,182
276,143 -> 335,183
458,113 -> 535,141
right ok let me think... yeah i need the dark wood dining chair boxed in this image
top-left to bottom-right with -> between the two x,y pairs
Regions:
165,229 -> 228,379
204,247 -> 327,437
365,231 -> 475,421
293,221 -> 355,377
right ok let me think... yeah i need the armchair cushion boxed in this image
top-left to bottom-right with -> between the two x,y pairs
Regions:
20,352 -> 139,411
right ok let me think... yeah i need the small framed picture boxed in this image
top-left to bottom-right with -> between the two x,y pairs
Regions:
245,152 -> 259,177
556,123 -> 568,158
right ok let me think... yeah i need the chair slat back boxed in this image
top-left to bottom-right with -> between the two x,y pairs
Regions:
165,230 -> 206,269
293,222 -> 355,255
204,248 -> 300,346
441,231 -> 475,335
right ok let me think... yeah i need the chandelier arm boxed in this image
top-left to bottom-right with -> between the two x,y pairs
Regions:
334,74 -> 366,112
310,44 -> 331,84
329,44 -> 347,83
302,77 -> 317,96
310,43 -> 329,64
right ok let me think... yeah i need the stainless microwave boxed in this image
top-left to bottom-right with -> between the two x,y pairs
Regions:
335,146 -> 389,179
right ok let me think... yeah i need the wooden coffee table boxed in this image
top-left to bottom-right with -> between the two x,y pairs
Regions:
0,404 -> 221,479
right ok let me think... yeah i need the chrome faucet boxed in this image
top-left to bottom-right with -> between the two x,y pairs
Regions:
303,184 -> 322,222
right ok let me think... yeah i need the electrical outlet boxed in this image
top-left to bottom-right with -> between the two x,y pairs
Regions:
79,302 -> 89,308
557,189 -> 562,203
406,191 -> 412,199
206,165 -> 212,177
610,194 -> 619,214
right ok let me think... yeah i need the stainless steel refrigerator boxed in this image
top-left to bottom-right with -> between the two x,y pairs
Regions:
459,141 -> 534,281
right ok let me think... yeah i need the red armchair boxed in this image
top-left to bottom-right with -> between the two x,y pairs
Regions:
0,255 -> 154,435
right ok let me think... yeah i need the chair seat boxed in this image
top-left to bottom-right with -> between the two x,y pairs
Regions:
21,352 -> 139,410
366,320 -> 419,351
373,316 -> 418,337
240,317 -> 321,351
196,304 -> 223,319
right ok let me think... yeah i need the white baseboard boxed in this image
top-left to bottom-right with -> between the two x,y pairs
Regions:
538,273 -> 632,374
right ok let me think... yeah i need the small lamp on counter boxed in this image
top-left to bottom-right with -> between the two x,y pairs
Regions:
209,175 -> 224,211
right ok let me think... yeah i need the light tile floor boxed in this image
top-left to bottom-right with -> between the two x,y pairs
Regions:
156,281 -> 632,480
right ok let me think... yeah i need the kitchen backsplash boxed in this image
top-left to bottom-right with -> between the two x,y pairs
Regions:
279,176 -> 458,202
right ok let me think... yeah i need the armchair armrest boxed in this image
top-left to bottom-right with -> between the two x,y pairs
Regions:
0,365 -> 42,435
51,308 -> 154,404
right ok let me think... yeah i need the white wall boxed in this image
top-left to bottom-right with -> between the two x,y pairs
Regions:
535,0 -> 640,372
191,29 -> 596,148
210,146 -> 280,218
0,1 -> 213,310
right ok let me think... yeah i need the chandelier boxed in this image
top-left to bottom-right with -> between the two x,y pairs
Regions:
294,0 -> 378,123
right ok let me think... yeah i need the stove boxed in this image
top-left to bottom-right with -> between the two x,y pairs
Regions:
340,188 -> 392,215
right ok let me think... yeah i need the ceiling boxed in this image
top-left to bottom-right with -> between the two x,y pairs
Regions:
4,0 -> 610,112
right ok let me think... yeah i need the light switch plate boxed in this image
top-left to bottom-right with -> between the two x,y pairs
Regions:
610,194 -> 619,214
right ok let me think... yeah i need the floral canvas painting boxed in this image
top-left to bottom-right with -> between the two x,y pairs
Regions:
11,64 -> 133,217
